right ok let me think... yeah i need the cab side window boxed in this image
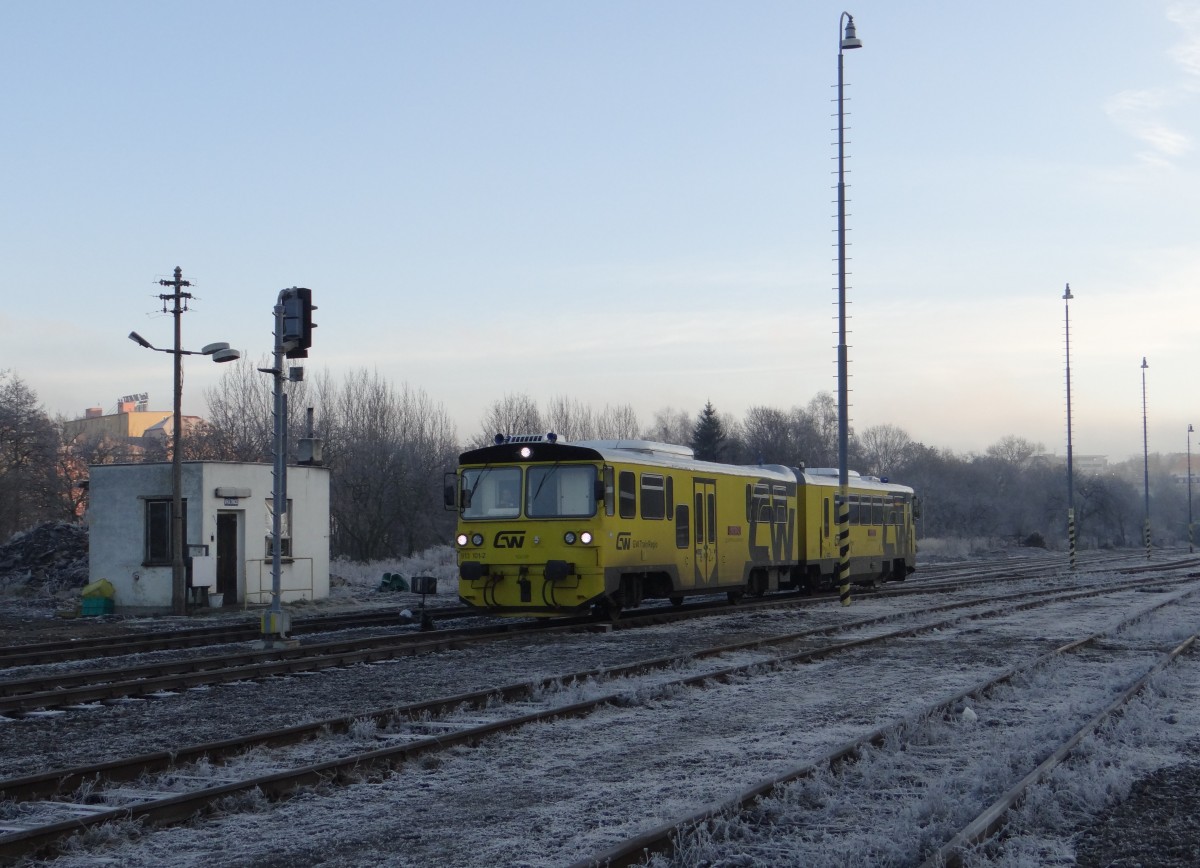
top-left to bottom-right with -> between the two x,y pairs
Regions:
619,471 -> 636,519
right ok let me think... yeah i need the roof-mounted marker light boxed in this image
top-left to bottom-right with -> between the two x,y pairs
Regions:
493,433 -> 505,445
547,431 -> 558,443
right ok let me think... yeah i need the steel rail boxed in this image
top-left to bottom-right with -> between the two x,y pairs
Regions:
2,569 -> 1194,716
5,572 -> 1185,799
572,588 -> 1200,867
4,564 -> 1192,716
919,632 -> 1199,868
1,576 -> 1196,862
0,606 -> 479,668
4,552 -> 1194,673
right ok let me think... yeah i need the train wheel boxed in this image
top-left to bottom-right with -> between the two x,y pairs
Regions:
669,595 -> 684,608
727,590 -> 744,604
592,598 -> 621,622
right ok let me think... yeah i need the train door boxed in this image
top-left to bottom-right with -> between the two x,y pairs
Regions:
693,478 -> 717,585
822,495 -> 834,560
896,496 -> 912,556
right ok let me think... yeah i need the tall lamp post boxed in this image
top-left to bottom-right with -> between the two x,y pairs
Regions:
835,11 -> 862,606
130,267 -> 241,615
1141,357 -> 1151,559
1188,423 -> 1194,553
1063,283 -> 1076,570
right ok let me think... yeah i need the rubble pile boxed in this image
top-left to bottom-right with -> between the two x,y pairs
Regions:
0,522 -> 89,597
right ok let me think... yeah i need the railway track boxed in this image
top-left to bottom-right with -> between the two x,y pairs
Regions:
1,569 -> 1196,863
0,605 -> 479,669
4,554 -> 1198,717
588,595 -> 1200,866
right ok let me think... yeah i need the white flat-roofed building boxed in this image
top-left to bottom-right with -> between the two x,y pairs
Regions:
87,461 -> 330,613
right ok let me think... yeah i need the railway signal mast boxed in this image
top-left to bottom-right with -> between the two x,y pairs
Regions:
260,287 -> 317,644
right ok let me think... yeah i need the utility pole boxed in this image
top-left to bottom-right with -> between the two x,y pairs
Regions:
1063,283 -> 1076,571
834,12 -> 862,608
159,266 -> 192,616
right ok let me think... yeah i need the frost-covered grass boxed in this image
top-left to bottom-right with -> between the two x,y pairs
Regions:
328,545 -> 458,595
919,536 -> 1040,561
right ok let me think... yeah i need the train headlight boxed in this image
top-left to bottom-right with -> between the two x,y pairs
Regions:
564,531 -> 577,545
580,531 -> 593,544
520,446 -> 532,458
456,533 -> 468,547
471,533 -> 484,546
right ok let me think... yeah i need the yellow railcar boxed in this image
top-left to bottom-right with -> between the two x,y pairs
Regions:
447,435 -> 916,616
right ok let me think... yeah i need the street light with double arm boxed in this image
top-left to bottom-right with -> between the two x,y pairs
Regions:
128,326 -> 240,615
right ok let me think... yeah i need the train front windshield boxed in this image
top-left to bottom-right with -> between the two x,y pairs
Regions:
462,464 -> 597,519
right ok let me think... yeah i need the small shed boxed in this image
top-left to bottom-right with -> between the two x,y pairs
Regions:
87,461 -> 330,613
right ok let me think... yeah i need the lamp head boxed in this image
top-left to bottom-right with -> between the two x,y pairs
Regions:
1063,283 -> 1073,301
841,14 -> 863,50
128,331 -> 152,349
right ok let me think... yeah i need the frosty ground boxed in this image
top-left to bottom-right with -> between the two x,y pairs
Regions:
3,553 -> 1199,867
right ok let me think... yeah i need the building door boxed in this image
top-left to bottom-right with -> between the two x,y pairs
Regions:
692,479 -> 717,586
216,512 -> 240,604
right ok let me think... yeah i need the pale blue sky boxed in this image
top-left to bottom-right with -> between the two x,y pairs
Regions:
3,2 -> 1198,460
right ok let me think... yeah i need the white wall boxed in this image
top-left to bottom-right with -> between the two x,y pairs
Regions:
88,461 -> 331,613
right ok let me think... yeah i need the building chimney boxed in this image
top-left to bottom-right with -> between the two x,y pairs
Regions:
85,407 -> 103,419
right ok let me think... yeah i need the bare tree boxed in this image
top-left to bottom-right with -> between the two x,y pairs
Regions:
54,424 -> 143,520
986,435 -> 1044,467
473,393 -> 544,448
643,407 -> 692,446
741,406 -> 797,465
0,371 -> 61,539
857,423 -> 914,478
202,355 -> 312,462
795,392 -> 840,468
323,370 -> 459,560
594,403 -> 640,439
544,395 -> 595,442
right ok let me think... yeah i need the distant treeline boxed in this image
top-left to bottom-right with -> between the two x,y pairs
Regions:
2,363 -> 1189,560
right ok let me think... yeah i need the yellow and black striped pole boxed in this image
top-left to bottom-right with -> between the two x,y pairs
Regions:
1067,508 -> 1076,572
837,489 -> 852,606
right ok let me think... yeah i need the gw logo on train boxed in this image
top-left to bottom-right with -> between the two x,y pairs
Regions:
616,532 -> 632,550
494,531 -> 526,548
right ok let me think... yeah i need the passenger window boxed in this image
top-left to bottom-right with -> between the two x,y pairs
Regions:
666,476 -> 674,519
605,466 -> 615,517
675,504 -> 689,548
754,483 -> 770,522
640,474 -> 665,520
619,471 -> 636,519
